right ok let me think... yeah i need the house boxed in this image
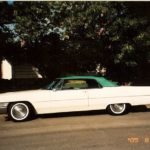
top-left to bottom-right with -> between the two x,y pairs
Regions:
0,58 -> 43,80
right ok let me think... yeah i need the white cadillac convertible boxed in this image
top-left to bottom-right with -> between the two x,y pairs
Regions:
0,76 -> 150,122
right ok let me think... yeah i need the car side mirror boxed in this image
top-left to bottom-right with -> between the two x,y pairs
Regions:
52,88 -> 57,92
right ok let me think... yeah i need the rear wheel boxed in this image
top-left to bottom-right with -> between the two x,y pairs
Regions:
107,103 -> 128,115
8,102 -> 32,122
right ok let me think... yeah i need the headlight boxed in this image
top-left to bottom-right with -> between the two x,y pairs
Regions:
0,102 -> 9,108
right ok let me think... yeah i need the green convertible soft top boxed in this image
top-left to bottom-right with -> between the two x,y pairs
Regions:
59,76 -> 118,87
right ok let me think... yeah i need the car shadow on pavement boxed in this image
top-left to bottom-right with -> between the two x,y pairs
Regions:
131,105 -> 150,113
4,110 -> 108,122
38,109 -> 108,119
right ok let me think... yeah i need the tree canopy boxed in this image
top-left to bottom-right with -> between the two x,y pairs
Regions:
0,1 -> 150,82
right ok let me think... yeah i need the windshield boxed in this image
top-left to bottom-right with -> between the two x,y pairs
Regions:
43,79 -> 61,90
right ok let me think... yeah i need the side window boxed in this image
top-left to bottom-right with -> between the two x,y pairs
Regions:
62,80 -> 88,90
61,79 -> 101,90
86,79 -> 101,89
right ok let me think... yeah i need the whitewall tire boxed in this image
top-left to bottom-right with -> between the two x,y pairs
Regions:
8,102 -> 31,122
107,103 -> 128,115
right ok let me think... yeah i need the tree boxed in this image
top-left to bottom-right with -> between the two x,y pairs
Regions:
1,1 -> 150,81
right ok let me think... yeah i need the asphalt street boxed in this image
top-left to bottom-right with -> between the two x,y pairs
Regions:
0,106 -> 150,150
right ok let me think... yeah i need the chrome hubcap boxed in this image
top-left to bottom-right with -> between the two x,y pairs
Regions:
11,103 -> 29,120
110,104 -> 125,114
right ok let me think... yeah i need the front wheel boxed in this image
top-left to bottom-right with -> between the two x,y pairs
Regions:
107,103 -> 128,115
8,102 -> 32,122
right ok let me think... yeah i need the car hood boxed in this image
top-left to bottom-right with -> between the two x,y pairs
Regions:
0,89 -> 48,102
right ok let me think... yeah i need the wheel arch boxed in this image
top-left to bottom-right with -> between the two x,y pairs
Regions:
106,103 -> 132,110
7,101 -> 37,115
106,103 -> 132,115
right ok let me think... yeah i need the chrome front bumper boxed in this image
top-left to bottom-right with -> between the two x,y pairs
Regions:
0,102 -> 8,114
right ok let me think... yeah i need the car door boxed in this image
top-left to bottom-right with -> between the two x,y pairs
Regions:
48,79 -> 89,112
85,79 -> 108,110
